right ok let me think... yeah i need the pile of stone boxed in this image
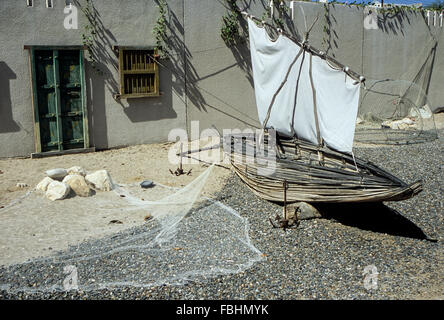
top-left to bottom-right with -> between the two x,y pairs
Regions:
381,117 -> 417,130
36,166 -> 114,201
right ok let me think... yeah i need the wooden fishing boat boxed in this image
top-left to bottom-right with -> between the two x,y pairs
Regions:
227,132 -> 422,203
224,12 -> 423,204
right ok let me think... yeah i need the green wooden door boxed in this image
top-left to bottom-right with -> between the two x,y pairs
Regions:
59,50 -> 85,150
32,49 -> 87,153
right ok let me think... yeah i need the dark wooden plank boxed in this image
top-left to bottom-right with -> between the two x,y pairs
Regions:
31,147 -> 96,159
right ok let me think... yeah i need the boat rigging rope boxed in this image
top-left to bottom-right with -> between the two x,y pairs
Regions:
290,49 -> 306,137
308,53 -> 322,147
262,47 -> 304,130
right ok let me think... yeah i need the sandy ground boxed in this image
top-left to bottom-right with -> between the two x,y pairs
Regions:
0,140 -> 231,266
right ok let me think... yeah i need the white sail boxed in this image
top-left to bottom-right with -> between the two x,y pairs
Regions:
248,18 -> 360,153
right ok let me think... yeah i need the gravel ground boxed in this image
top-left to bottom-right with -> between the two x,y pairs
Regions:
0,131 -> 442,300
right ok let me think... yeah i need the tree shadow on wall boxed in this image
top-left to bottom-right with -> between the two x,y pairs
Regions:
73,0 -> 118,149
0,62 -> 20,134
157,1 -> 206,112
157,1 -> 260,128
73,0 -> 120,94
74,0 -> 179,149
377,8 -> 416,36
323,3 -> 340,57
374,9 -> 437,102
218,0 -> 255,87
223,0 -> 336,76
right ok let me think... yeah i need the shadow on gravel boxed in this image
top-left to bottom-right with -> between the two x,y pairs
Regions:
315,202 -> 434,241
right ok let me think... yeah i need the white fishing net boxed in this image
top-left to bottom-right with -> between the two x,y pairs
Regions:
0,165 -> 263,293
355,79 -> 438,145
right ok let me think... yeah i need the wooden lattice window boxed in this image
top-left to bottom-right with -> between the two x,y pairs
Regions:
118,47 -> 160,99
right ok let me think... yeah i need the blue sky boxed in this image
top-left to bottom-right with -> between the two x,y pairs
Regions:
327,0 -> 441,6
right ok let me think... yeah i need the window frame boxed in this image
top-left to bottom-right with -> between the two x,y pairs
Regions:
116,46 -> 160,99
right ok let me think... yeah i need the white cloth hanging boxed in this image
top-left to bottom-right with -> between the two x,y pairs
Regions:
248,18 -> 360,153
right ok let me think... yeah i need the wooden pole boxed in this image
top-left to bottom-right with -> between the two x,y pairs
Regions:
179,143 -> 183,172
283,179 -> 287,220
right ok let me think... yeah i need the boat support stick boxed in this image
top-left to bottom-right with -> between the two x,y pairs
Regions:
283,179 -> 288,221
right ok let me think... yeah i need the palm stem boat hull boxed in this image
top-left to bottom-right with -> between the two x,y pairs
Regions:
227,132 -> 422,203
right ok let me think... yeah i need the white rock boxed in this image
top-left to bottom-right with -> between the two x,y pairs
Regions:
66,166 -> 86,177
46,168 -> 68,181
85,170 -> 114,191
36,177 -> 54,192
382,117 -> 416,130
16,183 -> 29,188
356,117 -> 364,125
62,174 -> 92,197
45,181 -> 71,201
397,122 -> 410,130
410,105 -> 432,119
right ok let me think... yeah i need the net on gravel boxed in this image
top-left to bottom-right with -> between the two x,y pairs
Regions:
0,165 -> 263,293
